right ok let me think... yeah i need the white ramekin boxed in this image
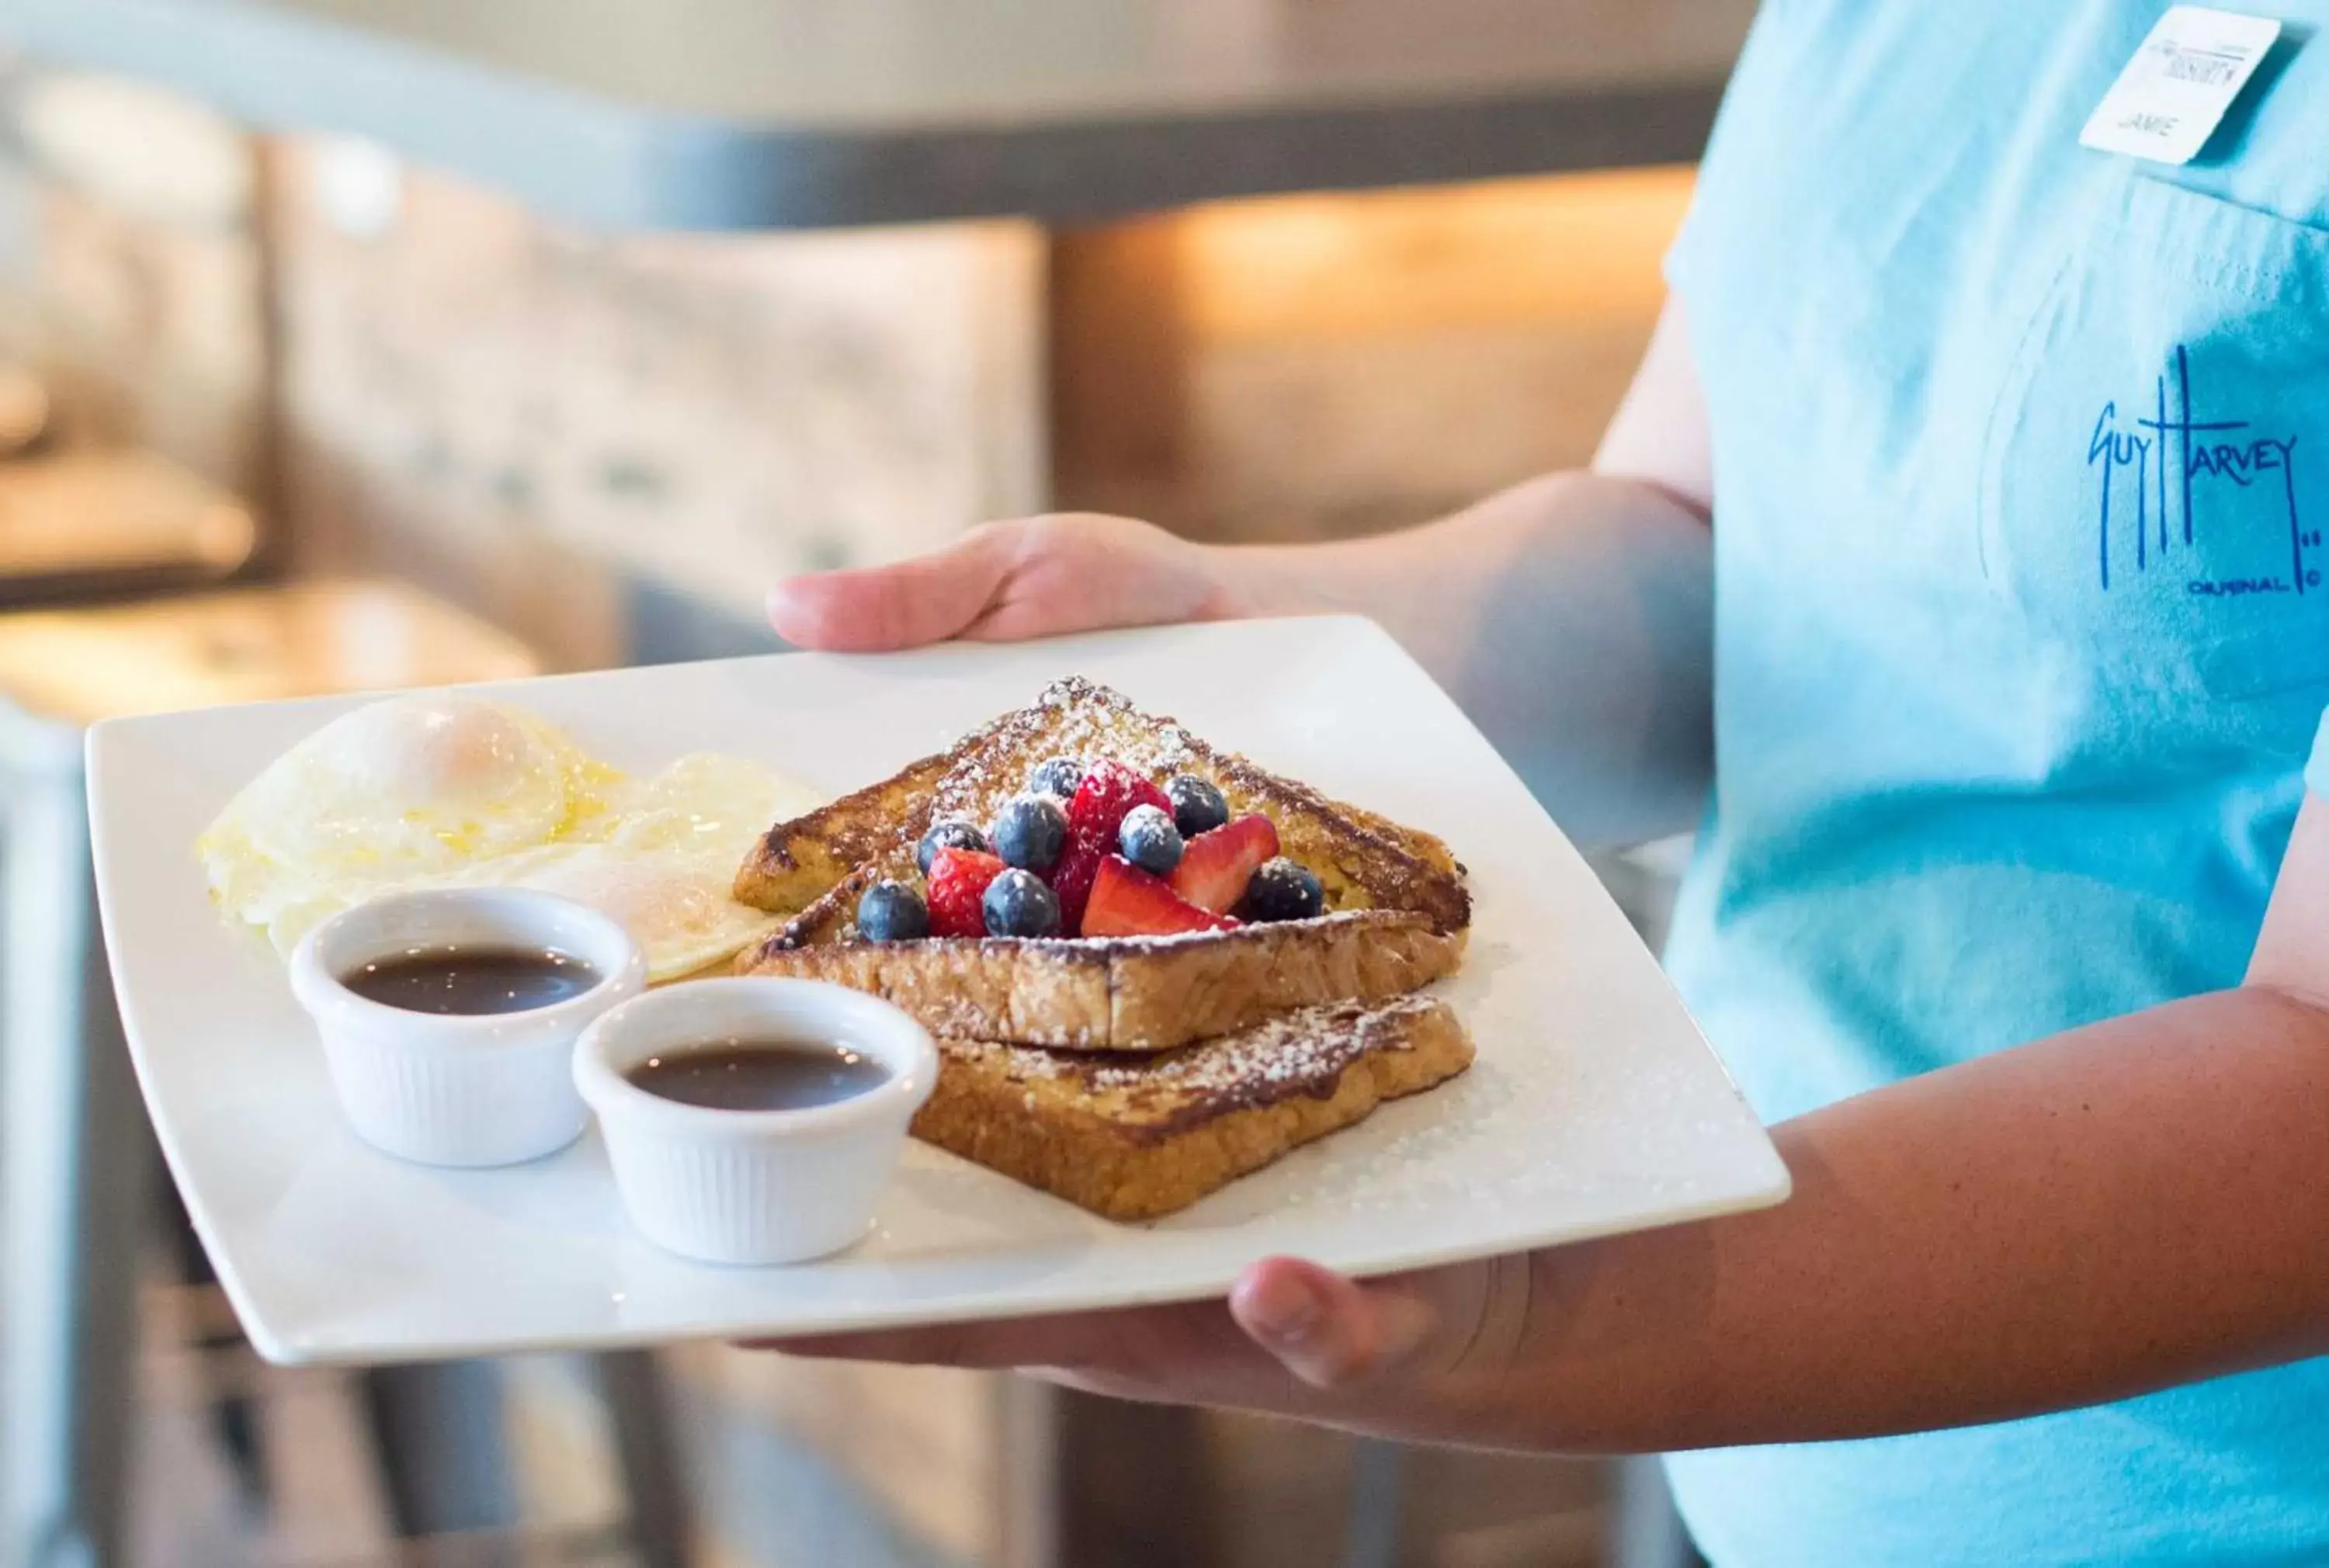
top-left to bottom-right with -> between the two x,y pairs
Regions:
573,977 -> 938,1266
288,888 -> 646,1167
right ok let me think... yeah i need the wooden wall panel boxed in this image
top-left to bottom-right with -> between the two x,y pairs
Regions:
268,138 -> 1048,666
0,69 -> 268,496
1051,165 -> 1694,542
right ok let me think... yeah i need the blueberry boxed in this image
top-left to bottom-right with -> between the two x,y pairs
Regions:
1028,756 -> 1086,799
981,868 -> 1061,938
1164,775 -> 1230,838
989,793 -> 1068,872
1117,804 -> 1184,875
856,879 -> 930,942
1241,857 -> 1324,922
916,817 -> 988,876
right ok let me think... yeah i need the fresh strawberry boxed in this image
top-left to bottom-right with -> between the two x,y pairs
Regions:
1168,813 -> 1279,913
1050,838 -> 1107,934
1081,855 -> 1239,938
925,848 -> 1007,938
1054,761 -> 1172,930
1065,760 -> 1171,851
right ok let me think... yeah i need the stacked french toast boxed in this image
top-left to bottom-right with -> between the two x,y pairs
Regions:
731,677 -> 1474,1219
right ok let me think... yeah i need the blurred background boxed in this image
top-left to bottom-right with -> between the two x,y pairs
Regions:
0,3 -> 1734,1565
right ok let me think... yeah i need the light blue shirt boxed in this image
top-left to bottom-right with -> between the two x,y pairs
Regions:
1658,2 -> 2329,1563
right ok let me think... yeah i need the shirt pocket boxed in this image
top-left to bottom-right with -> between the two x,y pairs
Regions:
1978,173 -> 2329,700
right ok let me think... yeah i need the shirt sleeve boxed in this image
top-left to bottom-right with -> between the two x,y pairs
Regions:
2303,705 -> 2329,796
1661,193 -> 1709,300
1657,0 -> 1794,301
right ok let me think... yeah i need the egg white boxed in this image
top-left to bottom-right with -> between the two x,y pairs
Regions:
587,752 -> 828,859
420,840 -> 781,983
411,751 -> 826,980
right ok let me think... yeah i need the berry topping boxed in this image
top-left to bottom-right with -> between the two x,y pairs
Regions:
1168,813 -> 1280,914
1117,804 -> 1184,876
1028,756 -> 1086,799
1081,855 -> 1240,939
917,817 -> 989,877
988,792 -> 1068,873
1050,843 -> 1107,936
1164,775 -> 1230,839
981,867 -> 1062,938
926,847 -> 1007,938
1240,855 -> 1325,923
1054,761 -> 1175,931
855,879 -> 929,942
1067,759 -> 1173,841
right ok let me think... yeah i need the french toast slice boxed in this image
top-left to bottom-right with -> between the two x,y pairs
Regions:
734,677 -> 1471,1048
912,994 -> 1473,1220
735,675 -> 1470,931
743,907 -> 1461,1049
731,748 -> 955,918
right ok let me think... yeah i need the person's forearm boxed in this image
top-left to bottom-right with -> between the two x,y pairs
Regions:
1205,471 -> 1715,852
1414,984 -> 2329,1453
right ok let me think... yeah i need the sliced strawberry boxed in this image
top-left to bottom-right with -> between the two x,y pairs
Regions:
1064,761 -> 1171,854
926,848 -> 1007,938
1168,813 -> 1280,913
1050,838 -> 1107,934
1054,761 -> 1173,931
1081,855 -> 1239,938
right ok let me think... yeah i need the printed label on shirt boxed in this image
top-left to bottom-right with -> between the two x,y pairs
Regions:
2079,6 -> 2282,165
2083,344 -> 2313,596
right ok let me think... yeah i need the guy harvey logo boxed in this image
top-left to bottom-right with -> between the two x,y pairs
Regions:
2086,345 -> 2314,595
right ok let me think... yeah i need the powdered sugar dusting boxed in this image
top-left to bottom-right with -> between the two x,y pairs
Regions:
946,994 -> 1449,1123
926,676 -> 1199,827
1029,907 -> 1388,953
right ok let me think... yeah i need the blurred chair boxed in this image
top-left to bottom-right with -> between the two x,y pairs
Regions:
0,449 -> 256,611
0,574 -> 689,1568
0,360 -> 55,463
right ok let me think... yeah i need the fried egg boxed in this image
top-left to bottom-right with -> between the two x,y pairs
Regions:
418,755 -> 826,980
591,752 -> 823,859
199,695 -> 606,944
198,694 -> 823,979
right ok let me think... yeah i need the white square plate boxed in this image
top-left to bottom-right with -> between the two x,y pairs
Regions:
89,616 -> 1787,1365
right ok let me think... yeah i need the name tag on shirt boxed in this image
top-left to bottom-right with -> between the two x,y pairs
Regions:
2079,5 -> 2282,164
